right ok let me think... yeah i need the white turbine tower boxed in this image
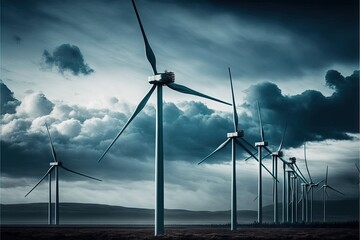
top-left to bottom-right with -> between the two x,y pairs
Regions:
98,0 -> 230,236
25,123 -> 102,225
198,68 -> 276,230
318,166 -> 344,222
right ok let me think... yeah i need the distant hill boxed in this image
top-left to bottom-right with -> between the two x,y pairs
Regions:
1,198 -> 358,225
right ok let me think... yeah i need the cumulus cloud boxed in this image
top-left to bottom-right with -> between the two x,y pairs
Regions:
16,92 -> 54,118
42,44 -> 94,76
1,80 -> 20,115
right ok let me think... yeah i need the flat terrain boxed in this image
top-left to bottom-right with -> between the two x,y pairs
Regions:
1,226 -> 359,240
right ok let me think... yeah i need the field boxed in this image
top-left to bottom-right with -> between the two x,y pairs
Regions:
1,225 -> 359,240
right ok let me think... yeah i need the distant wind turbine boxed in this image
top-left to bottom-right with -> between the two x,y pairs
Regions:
318,166 -> 345,222
302,142 -> 323,223
98,0 -> 230,236
25,123 -> 101,225
285,157 -> 308,223
255,106 -> 298,224
198,68 -> 275,230
270,122 -> 287,224
254,102 -> 269,224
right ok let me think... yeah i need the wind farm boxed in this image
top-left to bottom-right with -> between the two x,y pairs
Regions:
0,0 -> 359,239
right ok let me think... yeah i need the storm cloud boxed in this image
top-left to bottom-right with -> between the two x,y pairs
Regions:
241,70 -> 359,148
1,80 -> 20,115
42,44 -> 94,76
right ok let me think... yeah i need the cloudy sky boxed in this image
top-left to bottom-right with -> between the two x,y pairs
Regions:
1,0 -> 359,214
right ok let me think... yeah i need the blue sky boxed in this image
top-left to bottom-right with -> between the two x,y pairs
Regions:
1,0 -> 359,212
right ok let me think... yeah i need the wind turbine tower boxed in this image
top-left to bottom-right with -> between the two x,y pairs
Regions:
271,122 -> 287,224
318,166 -> 344,222
25,123 -> 101,225
98,0 -> 230,235
255,103 -> 268,224
199,68 -> 264,230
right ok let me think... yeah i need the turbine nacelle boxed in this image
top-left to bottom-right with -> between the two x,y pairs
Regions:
227,130 -> 244,138
148,71 -> 175,85
50,162 -> 62,166
255,141 -> 268,147
289,157 -> 296,164
272,151 -> 283,157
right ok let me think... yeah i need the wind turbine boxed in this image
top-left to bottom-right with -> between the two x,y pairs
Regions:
25,123 -> 102,225
198,68 -> 276,230
318,166 -> 344,222
98,0 -> 230,236
255,105 -> 296,224
284,156 -> 308,223
270,122 -> 287,224
302,142 -> 323,223
289,173 -> 298,223
254,102 -> 269,224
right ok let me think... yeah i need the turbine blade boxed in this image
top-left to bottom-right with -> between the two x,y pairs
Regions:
228,67 -> 238,132
325,166 -> 328,185
303,142 -> 313,183
198,138 -> 231,165
235,139 -> 279,182
277,121 -> 287,152
25,166 -> 54,197
167,83 -> 231,106
278,156 -> 288,164
355,163 -> 360,172
253,195 -> 258,202
327,185 -> 345,196
60,165 -> 102,182
315,179 -> 325,186
244,154 -> 255,161
316,185 -> 325,192
325,189 -> 329,198
293,163 -> 308,183
131,0 -> 157,75
45,123 -> 57,162
264,146 -> 273,155
234,139 -> 258,161
262,152 -> 272,160
257,102 -> 265,141
244,151 -> 270,161
98,85 -> 156,162
239,138 -> 257,151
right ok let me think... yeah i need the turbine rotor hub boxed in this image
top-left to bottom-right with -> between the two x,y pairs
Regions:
289,157 -> 296,163
148,71 -> 175,85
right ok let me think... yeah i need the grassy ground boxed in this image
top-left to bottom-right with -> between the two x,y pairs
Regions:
1,225 -> 359,240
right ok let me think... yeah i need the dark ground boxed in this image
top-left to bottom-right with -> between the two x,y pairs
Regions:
1,225 -> 359,240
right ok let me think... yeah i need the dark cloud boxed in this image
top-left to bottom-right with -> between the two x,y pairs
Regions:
151,0 -> 359,79
1,80 -> 20,115
171,0 -> 359,62
241,70 -> 359,148
0,70 -> 358,183
42,44 -> 94,76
